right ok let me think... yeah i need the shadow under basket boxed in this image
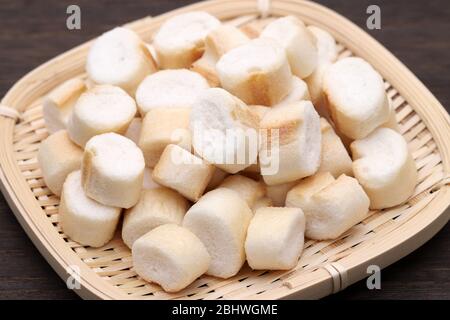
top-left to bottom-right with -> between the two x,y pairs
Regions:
0,0 -> 449,299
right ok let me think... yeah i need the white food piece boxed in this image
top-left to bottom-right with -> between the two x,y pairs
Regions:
351,127 -> 417,209
259,101 -> 322,185
86,27 -> 157,95
304,26 -> 337,117
286,172 -> 370,240
323,57 -> 390,139
139,107 -> 191,167
135,69 -> 209,116
132,224 -> 210,292
205,167 -> 229,191
142,167 -> 160,189
38,130 -> 83,196
218,175 -> 265,207
191,25 -> 249,87
152,144 -> 215,202
183,188 -> 252,278
43,78 -> 86,134
266,181 -> 298,207
261,16 -> 318,79
252,197 -> 273,211
245,207 -> 305,270
249,105 -> 271,121
59,170 -> 121,247
190,88 -> 259,173
304,63 -> 330,119
82,133 -> 145,208
241,161 -> 261,180
67,85 -> 137,147
122,188 -> 188,248
239,17 -> 276,39
382,97 -> 400,132
124,118 -> 142,144
216,38 -> 293,106
307,26 -> 337,64
274,76 -> 310,108
204,24 -> 250,60
318,118 -> 353,177
153,11 -> 221,69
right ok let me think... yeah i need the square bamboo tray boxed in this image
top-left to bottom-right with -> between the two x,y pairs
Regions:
0,0 -> 449,300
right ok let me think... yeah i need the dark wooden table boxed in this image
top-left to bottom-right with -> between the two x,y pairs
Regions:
0,0 -> 449,300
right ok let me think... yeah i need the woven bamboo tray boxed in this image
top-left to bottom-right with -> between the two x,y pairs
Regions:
0,0 -> 449,300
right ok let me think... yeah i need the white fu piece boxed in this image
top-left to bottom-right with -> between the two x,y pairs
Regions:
318,118 -> 353,177
142,167 -> 160,190
218,175 -> 265,208
153,11 -> 221,69
323,57 -> 390,140
304,26 -> 337,116
82,133 -> 145,209
307,26 -> 337,64
265,180 -> 298,207
382,97 -> 400,132
351,127 -> 418,209
59,170 -> 121,248
86,27 -> 157,95
259,100 -> 322,185
135,69 -> 209,116
249,105 -> 271,121
304,64 -> 330,118
274,76 -> 310,108
132,224 -> 210,293
260,16 -> 318,79
152,144 -> 215,202
216,38 -> 293,106
67,85 -> 137,147
190,88 -> 260,174
286,172 -> 370,240
124,118 -> 142,144
38,130 -> 84,196
205,167 -> 229,191
43,78 -> 86,134
139,107 -> 191,167
122,187 -> 189,248
183,188 -> 253,278
191,25 -> 249,87
252,197 -> 273,211
245,207 -> 305,270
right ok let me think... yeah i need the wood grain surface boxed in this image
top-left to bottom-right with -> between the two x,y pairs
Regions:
0,0 -> 449,300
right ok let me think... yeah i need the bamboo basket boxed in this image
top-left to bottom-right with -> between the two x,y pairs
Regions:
0,0 -> 449,300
